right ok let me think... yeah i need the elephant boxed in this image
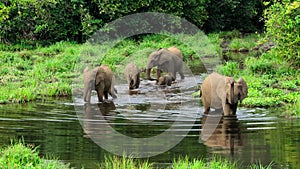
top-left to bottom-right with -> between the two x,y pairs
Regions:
157,73 -> 172,86
146,46 -> 183,81
200,72 -> 248,116
124,62 -> 140,90
146,47 -> 184,81
83,65 -> 117,102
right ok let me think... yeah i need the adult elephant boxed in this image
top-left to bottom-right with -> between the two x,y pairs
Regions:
146,46 -> 184,81
146,46 -> 183,81
83,65 -> 117,102
200,72 -> 248,116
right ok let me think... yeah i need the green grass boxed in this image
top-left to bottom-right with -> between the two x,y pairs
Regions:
0,141 -> 71,169
0,41 -> 81,103
0,142 -> 275,169
229,34 -> 258,51
171,156 -> 236,169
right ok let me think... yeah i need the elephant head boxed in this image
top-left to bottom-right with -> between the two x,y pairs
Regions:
146,47 -> 184,81
225,77 -> 248,105
83,65 -> 117,103
157,73 -> 172,86
201,72 -> 248,116
146,46 -> 183,81
83,67 -> 98,102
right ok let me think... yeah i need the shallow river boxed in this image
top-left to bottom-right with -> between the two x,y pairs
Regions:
0,75 -> 300,168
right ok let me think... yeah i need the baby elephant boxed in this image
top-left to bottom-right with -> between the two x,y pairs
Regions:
83,65 -> 117,102
124,62 -> 140,90
201,72 -> 248,116
157,74 -> 172,86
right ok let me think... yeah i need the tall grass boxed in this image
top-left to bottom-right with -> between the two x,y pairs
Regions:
0,142 -> 275,169
0,141 -> 70,169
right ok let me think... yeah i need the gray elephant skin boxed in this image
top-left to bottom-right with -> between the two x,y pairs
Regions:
146,46 -> 184,81
201,72 -> 248,116
157,73 -> 172,86
124,62 -> 140,90
83,65 -> 117,102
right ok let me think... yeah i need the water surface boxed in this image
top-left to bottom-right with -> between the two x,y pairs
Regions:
0,75 -> 300,168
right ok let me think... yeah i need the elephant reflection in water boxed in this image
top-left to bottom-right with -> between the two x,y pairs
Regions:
200,114 -> 245,159
83,102 -> 116,139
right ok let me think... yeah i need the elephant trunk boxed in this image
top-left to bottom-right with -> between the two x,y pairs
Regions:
146,68 -> 152,80
83,85 -> 91,102
227,81 -> 235,105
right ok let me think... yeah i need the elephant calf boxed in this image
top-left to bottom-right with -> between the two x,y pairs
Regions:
83,65 -> 117,102
157,74 -> 172,86
201,72 -> 248,116
124,62 -> 140,90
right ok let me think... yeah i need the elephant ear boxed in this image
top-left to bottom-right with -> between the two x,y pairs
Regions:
158,49 -> 172,64
237,77 -> 248,102
153,50 -> 163,61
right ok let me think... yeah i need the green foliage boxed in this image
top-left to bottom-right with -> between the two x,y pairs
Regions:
264,0 -> 300,67
0,141 -> 70,169
229,36 -> 257,51
0,0 -> 265,44
245,56 -> 278,75
216,61 -> 240,77
0,41 -> 80,103
99,155 -> 152,169
204,0 -> 265,32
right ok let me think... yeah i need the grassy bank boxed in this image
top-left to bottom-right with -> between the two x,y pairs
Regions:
0,31 -> 299,115
0,141 -> 70,169
0,142 -> 273,169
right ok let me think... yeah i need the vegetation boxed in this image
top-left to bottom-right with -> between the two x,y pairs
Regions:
0,141 -> 70,169
0,42 -> 80,103
263,0 -> 300,67
0,142 -> 275,169
0,0 -> 265,43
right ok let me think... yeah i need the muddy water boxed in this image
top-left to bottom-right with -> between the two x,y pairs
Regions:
0,75 -> 300,168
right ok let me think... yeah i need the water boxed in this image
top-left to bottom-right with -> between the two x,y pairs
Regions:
0,75 -> 300,168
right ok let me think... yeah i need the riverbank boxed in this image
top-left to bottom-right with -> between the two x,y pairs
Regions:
0,142 -> 273,169
0,31 -> 299,116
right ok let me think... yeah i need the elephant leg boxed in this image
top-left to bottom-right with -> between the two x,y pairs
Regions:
231,104 -> 238,115
173,71 -> 177,81
96,82 -> 105,102
202,97 -> 210,114
104,91 -> 109,100
156,69 -> 162,80
179,69 -> 184,80
96,89 -> 104,102
146,68 -> 156,80
136,74 -> 140,88
84,89 -> 92,102
223,103 -> 231,116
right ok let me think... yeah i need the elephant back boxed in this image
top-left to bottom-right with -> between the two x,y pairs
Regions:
167,46 -> 183,59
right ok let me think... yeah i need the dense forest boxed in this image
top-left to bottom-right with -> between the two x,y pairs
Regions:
0,0 -> 266,43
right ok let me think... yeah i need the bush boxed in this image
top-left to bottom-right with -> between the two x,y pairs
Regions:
264,0 -> 300,67
216,62 -> 240,77
0,0 -> 265,44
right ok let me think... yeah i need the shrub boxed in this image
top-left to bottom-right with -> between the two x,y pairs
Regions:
217,62 -> 240,77
263,0 -> 300,67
